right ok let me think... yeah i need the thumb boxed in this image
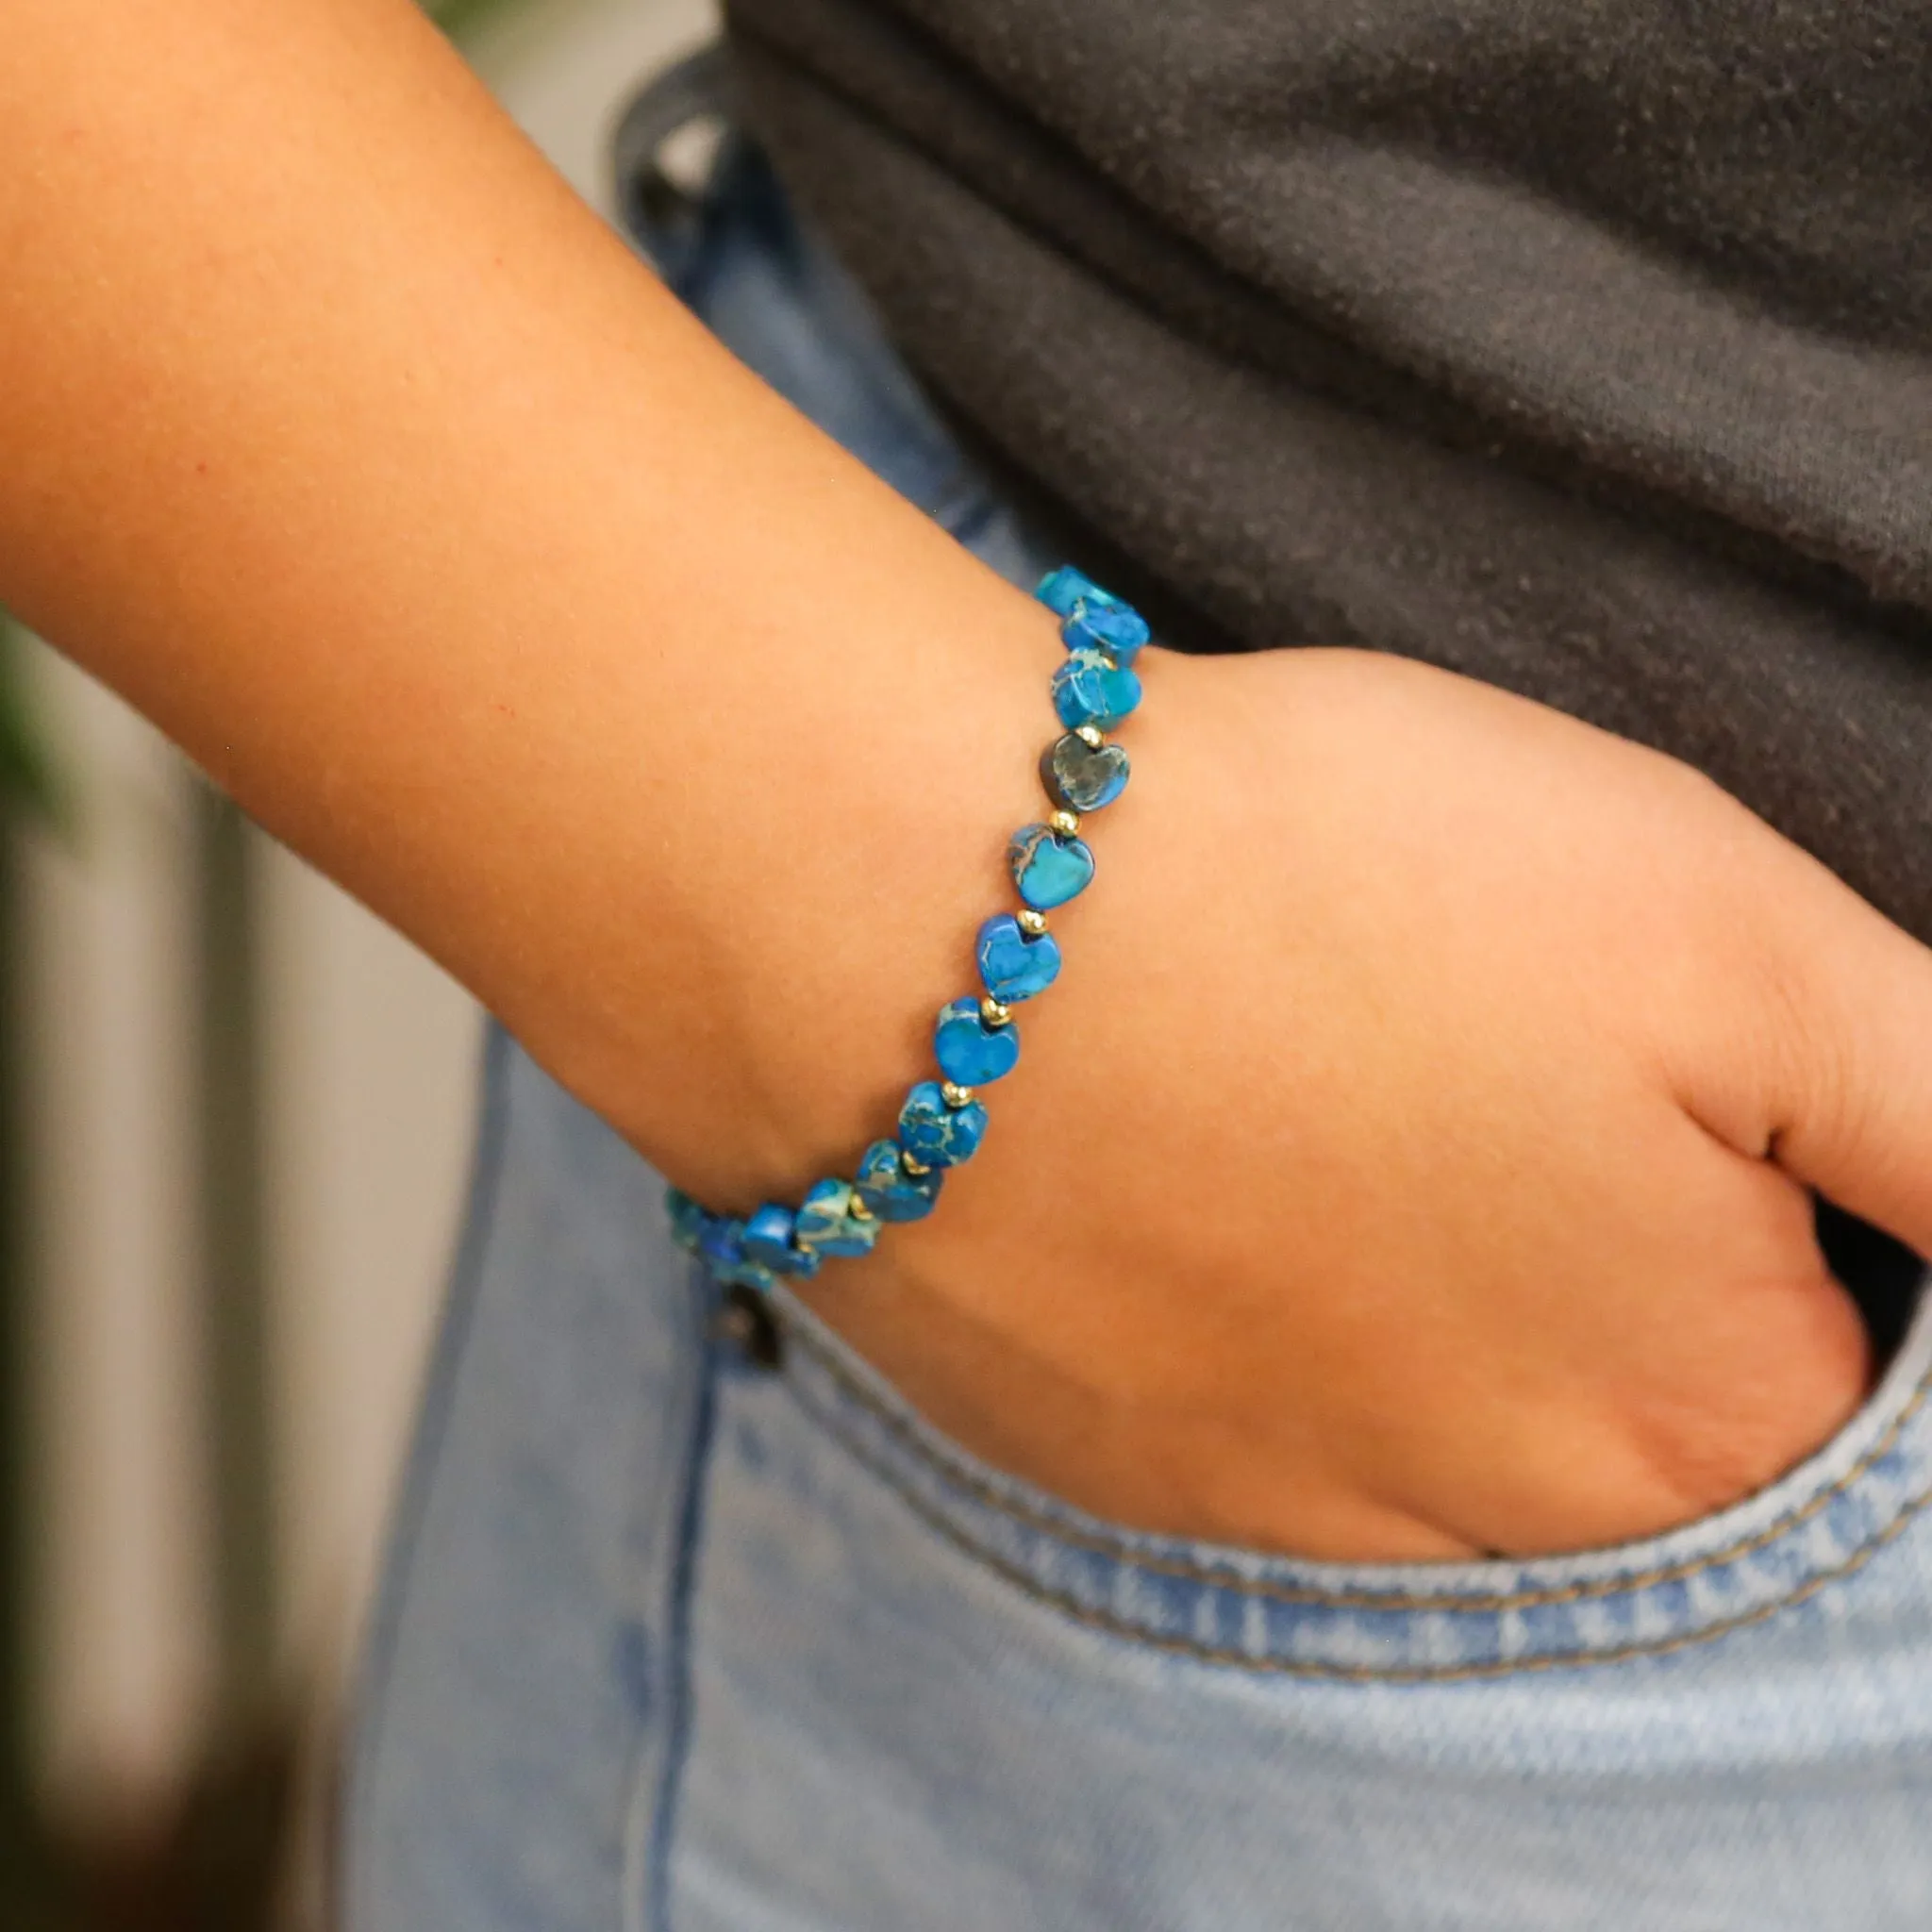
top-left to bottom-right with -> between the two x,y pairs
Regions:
1754,870 -> 1932,1266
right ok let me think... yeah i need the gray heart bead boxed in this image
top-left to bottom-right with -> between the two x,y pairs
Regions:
1041,732 -> 1131,812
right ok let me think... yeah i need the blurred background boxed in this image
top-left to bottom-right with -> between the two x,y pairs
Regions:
1,1 -> 712,1923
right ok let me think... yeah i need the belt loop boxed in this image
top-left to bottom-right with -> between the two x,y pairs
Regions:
608,42 -> 740,289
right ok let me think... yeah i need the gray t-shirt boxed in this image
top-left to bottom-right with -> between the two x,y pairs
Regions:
724,0 -> 1932,945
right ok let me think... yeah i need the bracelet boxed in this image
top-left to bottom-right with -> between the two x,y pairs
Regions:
666,566 -> 1149,1291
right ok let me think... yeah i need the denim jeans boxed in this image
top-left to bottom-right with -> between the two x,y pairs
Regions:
342,56 -> 1932,1930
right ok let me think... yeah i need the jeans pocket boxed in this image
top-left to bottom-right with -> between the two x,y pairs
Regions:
747,1274 -> 1932,1683
659,1276 -> 1932,1931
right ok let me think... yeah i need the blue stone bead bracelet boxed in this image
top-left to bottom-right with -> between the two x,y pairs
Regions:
666,566 -> 1146,1293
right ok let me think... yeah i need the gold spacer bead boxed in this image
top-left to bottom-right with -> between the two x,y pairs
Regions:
979,995 -> 1012,1028
1074,724 -> 1106,749
941,1081 -> 975,1109
1049,808 -> 1081,838
900,1153 -> 931,1176
1016,908 -> 1049,937
847,1192 -> 874,1220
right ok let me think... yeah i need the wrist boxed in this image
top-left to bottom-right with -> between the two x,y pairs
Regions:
571,576 -> 1081,1208
662,571 -> 1198,1293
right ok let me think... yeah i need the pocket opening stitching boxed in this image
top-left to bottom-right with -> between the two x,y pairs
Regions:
775,1352 -> 1932,1678
778,1309 -> 1932,1615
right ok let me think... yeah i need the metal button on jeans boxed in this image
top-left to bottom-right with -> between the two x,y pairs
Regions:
713,1281 -> 784,1373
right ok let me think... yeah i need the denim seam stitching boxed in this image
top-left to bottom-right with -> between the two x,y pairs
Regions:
775,1356 -> 1932,1679
641,1259 -> 724,1932
777,1309 -> 1932,1614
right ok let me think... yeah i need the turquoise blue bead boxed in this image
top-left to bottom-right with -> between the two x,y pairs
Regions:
1063,603 -> 1149,666
976,912 -> 1061,1001
898,1081 -> 989,1167
1040,731 -> 1129,812
1052,648 -> 1141,730
697,1213 -> 744,1271
1008,824 -> 1095,909
696,1214 -> 777,1291
854,1139 -> 944,1222
741,1202 -> 821,1278
794,1177 -> 882,1259
934,996 -> 1020,1087
1035,566 -> 1124,618
666,1187 -> 709,1254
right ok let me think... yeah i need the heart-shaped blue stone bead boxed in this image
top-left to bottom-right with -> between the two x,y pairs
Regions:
975,913 -> 1061,1003
1062,603 -> 1149,666
1008,824 -> 1096,909
854,1138 -> 944,1222
898,1081 -> 989,1167
794,1177 -> 882,1259
934,996 -> 1021,1087
741,1202 -> 822,1277
740,1203 -> 795,1266
1052,648 -> 1141,731
1041,732 -> 1130,813
1035,565 -> 1123,618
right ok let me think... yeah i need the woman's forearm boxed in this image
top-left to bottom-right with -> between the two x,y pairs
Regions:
13,1 -> 1932,1565
0,0 -> 1061,1202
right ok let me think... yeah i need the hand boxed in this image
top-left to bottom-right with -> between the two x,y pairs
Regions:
808,647 -> 1932,1562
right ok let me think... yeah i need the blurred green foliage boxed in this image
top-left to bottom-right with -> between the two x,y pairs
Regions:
424,0 -> 519,41
0,618 -> 59,828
